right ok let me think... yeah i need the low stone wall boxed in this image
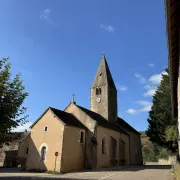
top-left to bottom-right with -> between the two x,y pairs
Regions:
145,155 -> 177,165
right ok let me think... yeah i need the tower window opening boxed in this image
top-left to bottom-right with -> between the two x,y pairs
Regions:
96,88 -> 99,95
96,88 -> 101,95
99,88 -> 101,94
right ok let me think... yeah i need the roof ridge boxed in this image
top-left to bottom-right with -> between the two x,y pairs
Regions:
117,117 -> 140,134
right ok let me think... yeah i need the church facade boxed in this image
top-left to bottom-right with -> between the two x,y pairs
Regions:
25,55 -> 142,172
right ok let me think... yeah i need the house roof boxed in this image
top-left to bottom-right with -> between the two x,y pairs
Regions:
30,107 -> 86,129
117,117 -> 140,135
77,105 -> 129,135
165,0 -> 180,118
92,55 -> 117,90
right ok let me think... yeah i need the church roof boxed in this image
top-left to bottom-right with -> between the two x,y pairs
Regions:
50,107 -> 86,128
92,55 -> 117,90
117,117 -> 140,135
30,107 -> 86,129
77,105 -> 128,135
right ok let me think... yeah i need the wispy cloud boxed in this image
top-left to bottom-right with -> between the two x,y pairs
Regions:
134,73 -> 147,84
134,71 -> 167,97
11,122 -> 32,132
40,9 -> 54,25
143,85 -> 157,97
148,71 -> 167,85
148,63 -> 155,68
126,109 -> 137,114
136,100 -> 152,112
117,85 -> 128,92
126,100 -> 152,115
100,24 -> 115,32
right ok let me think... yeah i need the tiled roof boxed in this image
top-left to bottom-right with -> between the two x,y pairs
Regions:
117,117 -> 140,135
50,107 -> 86,128
77,105 -> 129,135
30,107 -> 86,129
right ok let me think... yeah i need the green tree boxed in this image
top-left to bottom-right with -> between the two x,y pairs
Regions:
146,68 -> 178,152
0,57 -> 28,146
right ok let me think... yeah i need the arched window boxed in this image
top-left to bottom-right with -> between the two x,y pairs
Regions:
80,131 -> 85,143
102,137 -> 107,155
44,126 -> 48,132
41,146 -> 46,161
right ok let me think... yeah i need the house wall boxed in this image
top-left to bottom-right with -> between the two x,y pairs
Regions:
61,126 -> 85,172
17,134 -> 30,168
26,109 -> 64,172
65,103 -> 96,132
96,126 -> 130,168
0,142 -> 19,167
65,103 -> 97,169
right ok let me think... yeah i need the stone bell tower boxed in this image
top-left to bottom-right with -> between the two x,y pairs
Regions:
90,54 -> 117,122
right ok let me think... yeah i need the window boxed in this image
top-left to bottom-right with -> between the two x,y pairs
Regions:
96,88 -> 99,95
44,126 -> 48,132
96,88 -> 101,95
80,131 -> 85,143
102,137 -> 107,155
26,148 -> 29,154
99,88 -> 101,94
40,146 -> 46,161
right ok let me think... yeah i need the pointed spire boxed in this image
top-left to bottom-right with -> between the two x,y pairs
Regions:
92,54 -> 116,90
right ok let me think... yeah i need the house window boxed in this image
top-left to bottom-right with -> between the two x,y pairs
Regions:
40,146 -> 46,161
26,148 -> 29,154
80,131 -> 85,143
102,137 -> 108,155
44,126 -> 48,132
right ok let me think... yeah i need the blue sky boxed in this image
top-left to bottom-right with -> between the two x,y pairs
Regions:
0,0 -> 168,131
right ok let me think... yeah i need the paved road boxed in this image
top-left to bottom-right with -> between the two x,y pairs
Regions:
0,165 -> 172,180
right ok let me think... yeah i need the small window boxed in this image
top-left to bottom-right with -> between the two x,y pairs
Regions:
96,88 -> 101,95
80,131 -> 85,143
99,88 -> 101,94
26,148 -> 29,154
96,88 -> 99,95
102,137 -> 108,155
44,126 -> 48,132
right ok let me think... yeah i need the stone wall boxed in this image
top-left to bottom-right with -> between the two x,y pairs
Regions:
0,142 -> 19,167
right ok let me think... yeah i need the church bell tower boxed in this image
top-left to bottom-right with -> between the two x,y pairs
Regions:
90,54 -> 117,122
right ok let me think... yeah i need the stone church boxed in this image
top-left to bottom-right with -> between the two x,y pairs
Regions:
24,55 -> 142,172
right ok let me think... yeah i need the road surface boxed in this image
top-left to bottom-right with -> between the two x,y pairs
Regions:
0,165 -> 172,180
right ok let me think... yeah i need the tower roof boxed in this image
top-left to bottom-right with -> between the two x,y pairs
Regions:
92,55 -> 116,90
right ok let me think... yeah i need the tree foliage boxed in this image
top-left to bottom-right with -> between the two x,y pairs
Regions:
142,141 -> 170,162
146,68 -> 178,152
0,57 -> 28,146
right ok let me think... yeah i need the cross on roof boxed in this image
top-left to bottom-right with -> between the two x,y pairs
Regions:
72,93 -> 76,104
